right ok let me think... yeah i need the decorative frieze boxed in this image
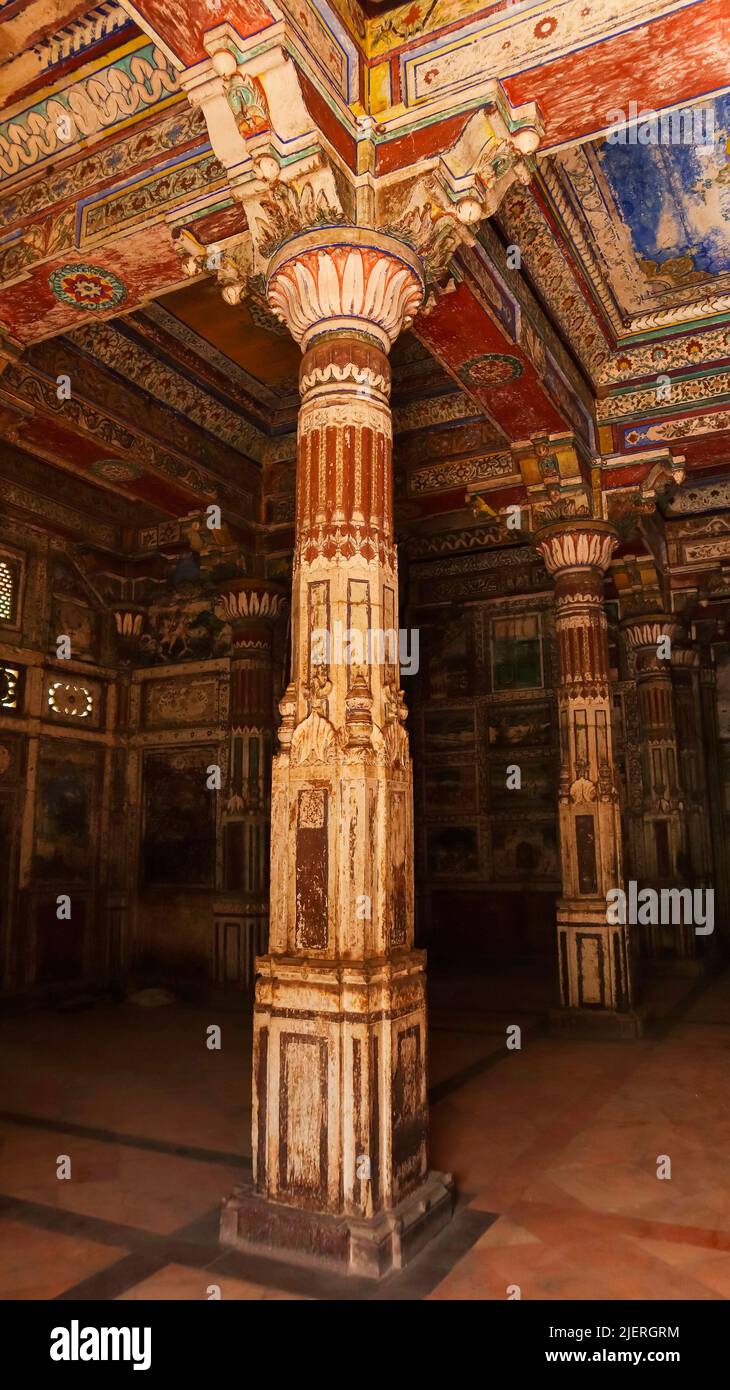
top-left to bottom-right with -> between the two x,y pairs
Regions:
0,39 -> 179,182
408,453 -> 515,496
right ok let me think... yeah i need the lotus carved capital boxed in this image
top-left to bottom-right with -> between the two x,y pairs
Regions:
536,521 -> 618,577
266,229 -> 424,352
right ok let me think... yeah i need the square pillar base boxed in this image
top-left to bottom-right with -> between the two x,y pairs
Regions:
220,1170 -> 455,1279
549,1006 -> 645,1040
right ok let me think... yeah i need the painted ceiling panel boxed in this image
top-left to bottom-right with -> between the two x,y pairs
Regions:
160,277 -> 301,390
537,94 -> 730,355
596,94 -> 730,290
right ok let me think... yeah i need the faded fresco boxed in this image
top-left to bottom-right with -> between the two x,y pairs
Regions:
597,96 -> 730,287
142,748 -> 217,887
33,745 -> 98,881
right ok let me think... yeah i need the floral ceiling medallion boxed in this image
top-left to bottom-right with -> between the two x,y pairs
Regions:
49,263 -> 127,312
460,353 -> 523,388
92,457 -> 143,483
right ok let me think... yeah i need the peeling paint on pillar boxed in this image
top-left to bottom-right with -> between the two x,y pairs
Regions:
222,229 -> 454,1271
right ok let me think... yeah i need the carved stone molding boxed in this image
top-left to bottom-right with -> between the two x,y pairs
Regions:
181,44 -> 347,275
300,359 -> 390,400
382,90 -> 542,291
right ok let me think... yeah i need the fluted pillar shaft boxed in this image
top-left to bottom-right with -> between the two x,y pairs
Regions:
536,522 -> 638,1029
621,614 -> 687,959
221,229 -> 453,1274
698,652 -> 730,942
672,642 -> 715,922
217,579 -> 286,940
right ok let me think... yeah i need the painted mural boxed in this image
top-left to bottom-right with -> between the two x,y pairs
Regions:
423,708 -> 476,752
596,95 -> 730,291
487,701 -> 553,748
422,610 -> 473,699
491,819 -> 559,882
142,748 -> 216,887
33,745 -> 98,881
423,762 -> 478,812
426,824 -> 479,877
132,557 -> 236,665
490,614 -> 543,690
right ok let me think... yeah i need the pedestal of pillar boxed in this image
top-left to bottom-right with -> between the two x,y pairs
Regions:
221,1170 -> 455,1278
550,912 -> 644,1038
222,951 -> 455,1274
552,898 -> 644,1036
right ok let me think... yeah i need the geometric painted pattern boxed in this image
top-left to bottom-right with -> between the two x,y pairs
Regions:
49,264 -> 127,312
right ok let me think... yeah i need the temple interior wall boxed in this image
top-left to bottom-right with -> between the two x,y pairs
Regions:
409,589 -> 561,964
1,519 -> 728,1001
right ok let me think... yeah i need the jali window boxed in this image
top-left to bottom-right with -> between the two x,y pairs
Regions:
0,556 -> 20,625
0,664 -> 22,713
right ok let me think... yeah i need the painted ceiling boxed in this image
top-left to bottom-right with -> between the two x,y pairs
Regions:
159,278 -> 301,391
550,94 -> 730,325
1,0 -> 730,584
598,96 -> 730,283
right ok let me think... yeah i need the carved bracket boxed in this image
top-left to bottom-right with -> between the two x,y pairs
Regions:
382,89 -> 542,292
181,43 -> 347,276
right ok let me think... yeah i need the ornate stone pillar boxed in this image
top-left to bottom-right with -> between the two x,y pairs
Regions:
621,613 -> 695,962
220,228 -> 454,1275
536,521 -> 641,1035
215,578 -> 286,985
672,640 -> 715,939
697,643 -> 730,945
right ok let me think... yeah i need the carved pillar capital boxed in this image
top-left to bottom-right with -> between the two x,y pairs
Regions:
112,603 -> 146,661
266,228 -> 424,353
216,577 -> 287,644
621,614 -> 678,654
671,642 -> 700,671
621,613 -> 679,686
535,520 -> 618,579
113,604 -> 145,641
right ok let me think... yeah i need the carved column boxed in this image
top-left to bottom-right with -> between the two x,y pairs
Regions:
620,615 -> 688,961
220,228 -> 453,1275
536,521 -> 641,1035
672,640 -> 715,945
698,644 -> 730,945
215,578 -> 286,986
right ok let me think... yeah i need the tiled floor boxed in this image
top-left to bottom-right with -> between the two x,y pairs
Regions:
1,964 -> 729,1300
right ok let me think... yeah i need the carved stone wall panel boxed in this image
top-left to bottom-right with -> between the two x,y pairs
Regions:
43,673 -> 103,730
143,675 -> 219,729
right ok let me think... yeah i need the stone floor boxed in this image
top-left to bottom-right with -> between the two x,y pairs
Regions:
1,962 -> 729,1300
